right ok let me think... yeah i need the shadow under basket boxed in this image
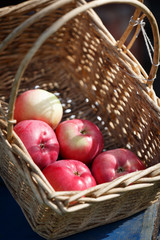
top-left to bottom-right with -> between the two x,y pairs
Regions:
0,0 -> 160,239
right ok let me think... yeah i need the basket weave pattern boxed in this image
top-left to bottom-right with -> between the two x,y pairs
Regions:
0,0 -> 160,239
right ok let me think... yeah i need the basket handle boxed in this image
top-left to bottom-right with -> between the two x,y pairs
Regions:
116,0 -> 144,49
6,0 -> 160,141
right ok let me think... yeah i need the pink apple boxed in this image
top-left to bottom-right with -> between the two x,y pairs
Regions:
55,119 -> 104,165
14,120 -> 60,170
42,159 -> 96,191
91,148 -> 146,184
14,89 -> 63,129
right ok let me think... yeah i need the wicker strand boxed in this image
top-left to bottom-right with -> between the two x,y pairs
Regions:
123,163 -> 160,186
116,0 -> 143,48
0,0 -> 73,53
125,14 -> 146,50
11,144 -> 54,192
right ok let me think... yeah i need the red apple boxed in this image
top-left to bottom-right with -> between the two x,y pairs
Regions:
14,120 -> 60,170
55,119 -> 104,165
42,159 -> 96,191
14,89 -> 63,129
91,148 -> 146,184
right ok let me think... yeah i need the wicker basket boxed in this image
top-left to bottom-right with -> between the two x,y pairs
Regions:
0,0 -> 160,239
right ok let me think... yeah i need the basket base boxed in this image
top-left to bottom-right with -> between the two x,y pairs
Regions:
1,177 -> 160,240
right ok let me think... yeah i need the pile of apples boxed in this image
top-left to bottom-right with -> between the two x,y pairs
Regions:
13,89 -> 146,192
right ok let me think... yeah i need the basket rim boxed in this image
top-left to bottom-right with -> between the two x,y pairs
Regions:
0,0 -> 52,17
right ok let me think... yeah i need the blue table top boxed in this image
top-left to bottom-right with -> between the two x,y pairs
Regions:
0,177 -> 160,240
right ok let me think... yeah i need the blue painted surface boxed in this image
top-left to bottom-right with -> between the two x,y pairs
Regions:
0,177 -> 158,240
64,213 -> 144,240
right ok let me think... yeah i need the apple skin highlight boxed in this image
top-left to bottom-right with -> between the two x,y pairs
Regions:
14,120 -> 60,170
91,148 -> 146,184
42,159 -> 96,191
14,89 -> 63,129
55,119 -> 104,165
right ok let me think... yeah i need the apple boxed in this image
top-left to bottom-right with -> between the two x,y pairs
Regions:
14,89 -> 63,129
91,148 -> 146,184
14,120 -> 60,170
42,159 -> 96,191
55,119 -> 104,165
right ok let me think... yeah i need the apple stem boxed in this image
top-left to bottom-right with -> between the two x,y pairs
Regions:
40,142 -> 45,150
117,166 -> 125,173
74,171 -> 80,176
80,129 -> 86,135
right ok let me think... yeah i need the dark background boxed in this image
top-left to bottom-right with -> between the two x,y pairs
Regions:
0,0 -> 160,96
